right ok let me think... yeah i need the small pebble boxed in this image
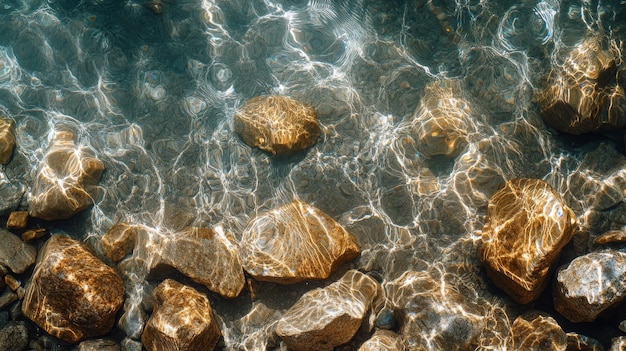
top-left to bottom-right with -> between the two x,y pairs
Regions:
619,320 -> 626,333
4,275 -> 19,291
21,228 -> 48,242
6,211 -> 28,229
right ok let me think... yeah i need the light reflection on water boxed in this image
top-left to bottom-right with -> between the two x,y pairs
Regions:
1,0 -> 625,349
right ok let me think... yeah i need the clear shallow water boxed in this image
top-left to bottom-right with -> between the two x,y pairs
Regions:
1,0 -> 626,349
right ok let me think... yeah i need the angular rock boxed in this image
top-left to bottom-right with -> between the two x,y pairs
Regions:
22,235 -> 124,343
0,291 -> 17,310
0,322 -> 28,351
29,130 -> 105,221
537,36 -> 626,135
276,270 -> 379,351
0,182 -> 25,216
480,178 -> 576,304
611,336 -> 626,351
142,279 -> 221,351
234,95 -> 321,155
507,312 -> 567,351
0,118 -> 15,165
77,339 -> 121,351
151,227 -> 245,298
6,211 -> 28,229
357,330 -> 404,351
566,332 -> 604,351
593,230 -> 626,245
21,228 -> 48,242
554,250 -> 626,322
0,229 -> 36,274
101,222 -> 141,262
239,200 -> 360,284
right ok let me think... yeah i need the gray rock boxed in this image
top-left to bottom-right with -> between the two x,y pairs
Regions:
0,291 -> 17,310
0,229 -> 35,275
77,339 -> 121,351
121,338 -> 143,351
0,182 -> 24,216
554,250 -> 626,322
0,322 -> 29,351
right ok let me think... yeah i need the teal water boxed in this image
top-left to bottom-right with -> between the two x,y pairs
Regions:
1,0 -> 626,349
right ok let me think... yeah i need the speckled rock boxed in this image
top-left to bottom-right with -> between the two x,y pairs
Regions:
554,250 -> 626,322
101,222 -> 141,262
537,36 -> 626,135
0,118 -> 15,165
151,227 -> 245,298
480,178 -> 576,304
0,182 -> 24,216
22,235 -> 124,343
239,200 -> 360,284
357,330 -> 405,351
0,229 -> 36,274
29,130 -> 105,221
77,338 -> 121,351
276,270 -> 379,351
0,322 -> 28,351
507,312 -> 567,351
142,279 -> 221,351
234,95 -> 321,155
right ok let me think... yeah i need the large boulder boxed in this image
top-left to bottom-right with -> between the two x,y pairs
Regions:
507,312 -> 567,351
234,95 -> 321,155
22,235 -> 124,343
554,250 -> 626,322
151,227 -> 245,298
141,279 -> 221,351
0,229 -> 36,274
480,178 -> 576,304
239,200 -> 360,284
276,270 -> 379,351
0,118 -> 15,165
537,36 -> 626,135
29,129 -> 105,221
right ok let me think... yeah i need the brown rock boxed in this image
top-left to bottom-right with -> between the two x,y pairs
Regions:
4,274 -> 19,291
566,332 -> 604,351
611,336 -> 626,351
276,270 -> 379,351
239,200 -> 360,284
29,130 -> 105,221
508,312 -> 567,351
537,36 -> 626,135
0,118 -> 15,165
21,228 -> 48,242
0,290 -> 17,310
357,330 -> 405,351
101,222 -> 141,262
593,230 -> 626,245
0,229 -> 36,274
480,178 -> 576,304
77,338 -> 121,351
151,227 -> 245,298
142,279 -> 221,351
22,235 -> 124,343
234,95 -> 321,155
6,211 -> 28,229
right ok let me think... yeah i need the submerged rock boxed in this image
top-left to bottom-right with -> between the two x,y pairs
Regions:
0,322 -> 29,351
151,227 -> 245,299
593,230 -> 626,246
142,279 -> 221,351
610,336 -> 626,351
234,95 -> 322,155
507,312 -> 567,351
101,222 -> 141,262
566,332 -> 604,351
29,130 -> 105,221
480,178 -> 576,304
0,118 -> 15,165
6,211 -> 28,229
22,235 -> 124,343
554,250 -> 626,323
357,329 -> 404,351
0,229 -> 36,274
239,200 -> 360,284
537,36 -> 626,135
77,339 -> 121,351
276,270 -> 379,351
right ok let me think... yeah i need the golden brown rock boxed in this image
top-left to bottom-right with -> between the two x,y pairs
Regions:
142,279 -> 221,351
0,118 -> 15,165
151,227 -> 245,298
4,274 -> 19,291
101,223 -> 141,262
507,312 -> 567,351
239,200 -> 360,284
537,36 -> 626,135
480,179 -> 576,304
21,228 -> 48,242
593,230 -> 626,245
357,330 -> 405,351
566,332 -> 604,351
234,95 -> 321,155
22,235 -> 124,343
276,270 -> 379,351
29,130 -> 105,221
6,211 -> 28,229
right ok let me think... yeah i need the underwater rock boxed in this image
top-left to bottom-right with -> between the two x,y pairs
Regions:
480,178 -> 576,304
29,130 -> 105,221
0,118 -> 15,165
77,338 -> 121,351
150,227 -> 245,299
593,230 -> 626,246
611,336 -> 626,351
101,222 -> 141,262
0,182 -> 24,217
276,270 -> 379,351
554,250 -> 626,323
0,322 -> 29,351
142,279 -> 221,351
22,235 -> 124,343
566,332 -> 604,351
0,229 -> 36,274
357,329 -> 405,351
239,200 -> 360,284
21,228 -> 48,242
234,95 -> 322,155
6,211 -> 28,229
410,79 -> 474,158
537,36 -> 626,135
507,312 -> 567,351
